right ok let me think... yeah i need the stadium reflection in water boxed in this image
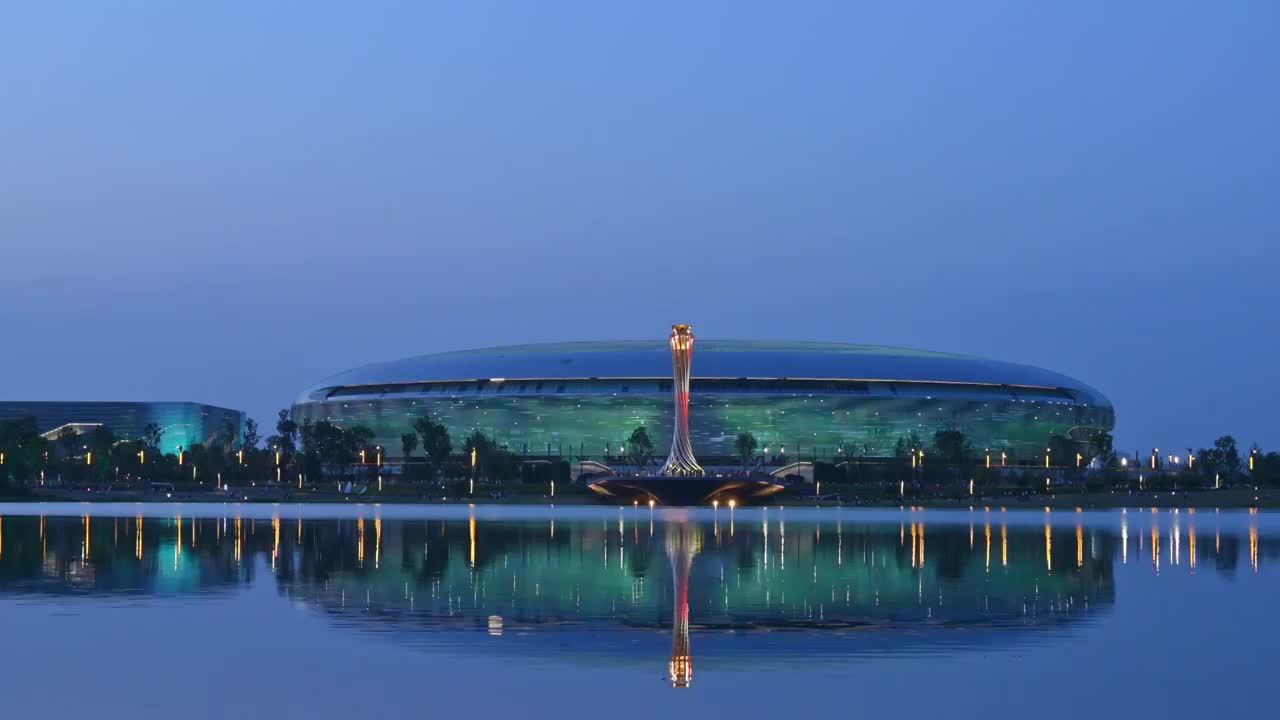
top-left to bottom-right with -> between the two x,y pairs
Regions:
0,506 -> 1273,686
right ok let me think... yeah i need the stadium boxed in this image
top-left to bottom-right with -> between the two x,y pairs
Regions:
291,340 -> 1114,465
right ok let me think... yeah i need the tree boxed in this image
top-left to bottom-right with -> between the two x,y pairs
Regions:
88,425 -> 117,483
221,416 -> 239,453
141,423 -> 164,452
300,420 -> 351,479
735,431 -> 758,468
241,418 -> 260,451
1254,451 -> 1280,487
1048,434 -> 1079,469
267,410 -> 299,462
58,425 -> 81,461
933,430 -> 975,467
343,425 -> 376,471
414,417 -> 453,477
462,430 -> 519,485
626,426 -> 655,469
894,432 -> 924,459
464,430 -> 496,469
1198,435 -> 1242,483
1090,431 -> 1116,467
0,417 -> 48,486
89,425 -> 117,456
401,432 -> 419,479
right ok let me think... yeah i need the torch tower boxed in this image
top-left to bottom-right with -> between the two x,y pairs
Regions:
660,324 -> 704,477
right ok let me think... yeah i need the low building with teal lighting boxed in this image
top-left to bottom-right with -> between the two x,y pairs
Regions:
0,401 -> 244,455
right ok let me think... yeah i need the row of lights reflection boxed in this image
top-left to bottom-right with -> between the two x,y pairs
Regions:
0,507 -> 1264,593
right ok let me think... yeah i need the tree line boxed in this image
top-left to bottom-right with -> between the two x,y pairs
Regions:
4,412 -> 1278,492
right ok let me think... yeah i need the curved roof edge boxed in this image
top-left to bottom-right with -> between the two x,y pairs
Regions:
296,340 -> 1111,409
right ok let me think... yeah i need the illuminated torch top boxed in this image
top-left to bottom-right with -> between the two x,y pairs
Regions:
670,324 -> 694,351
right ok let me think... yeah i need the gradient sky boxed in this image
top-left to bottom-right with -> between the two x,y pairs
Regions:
2,2 -> 1276,452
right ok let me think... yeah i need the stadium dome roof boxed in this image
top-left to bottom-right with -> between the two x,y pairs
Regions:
298,341 -> 1110,407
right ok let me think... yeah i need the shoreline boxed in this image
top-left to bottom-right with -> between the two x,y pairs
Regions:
3,486 -> 1276,509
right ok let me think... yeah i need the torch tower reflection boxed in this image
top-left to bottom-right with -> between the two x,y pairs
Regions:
666,520 -> 702,688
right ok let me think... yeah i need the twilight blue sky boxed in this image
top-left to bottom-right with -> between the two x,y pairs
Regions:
1,2 -> 1276,451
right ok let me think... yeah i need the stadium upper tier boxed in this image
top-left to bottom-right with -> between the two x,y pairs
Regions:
298,341 -> 1109,405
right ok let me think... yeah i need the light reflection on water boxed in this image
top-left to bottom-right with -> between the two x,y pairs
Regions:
0,503 -> 1276,714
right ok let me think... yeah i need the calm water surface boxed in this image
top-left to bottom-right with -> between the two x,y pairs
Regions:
0,503 -> 1275,718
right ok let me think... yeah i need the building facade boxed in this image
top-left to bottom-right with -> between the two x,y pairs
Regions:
0,401 -> 245,455
291,340 -> 1114,463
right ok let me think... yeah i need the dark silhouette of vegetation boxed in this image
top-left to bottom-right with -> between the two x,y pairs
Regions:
413,417 -> 452,479
5,410 -> 1279,503
735,431 -> 758,467
931,429 -> 976,481
626,426 -> 655,469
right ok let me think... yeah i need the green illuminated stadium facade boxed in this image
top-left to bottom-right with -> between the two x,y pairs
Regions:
292,341 -> 1114,464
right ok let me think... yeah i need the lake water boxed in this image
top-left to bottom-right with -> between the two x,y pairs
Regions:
0,503 -> 1274,718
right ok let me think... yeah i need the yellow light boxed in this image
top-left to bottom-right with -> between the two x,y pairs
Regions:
0,452 -> 4,465
178,451 -> 184,466
86,451 -> 92,466
238,450 -> 244,465
728,499 -> 736,509
276,451 -> 281,466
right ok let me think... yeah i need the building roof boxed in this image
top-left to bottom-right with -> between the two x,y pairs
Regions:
299,340 -> 1110,406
